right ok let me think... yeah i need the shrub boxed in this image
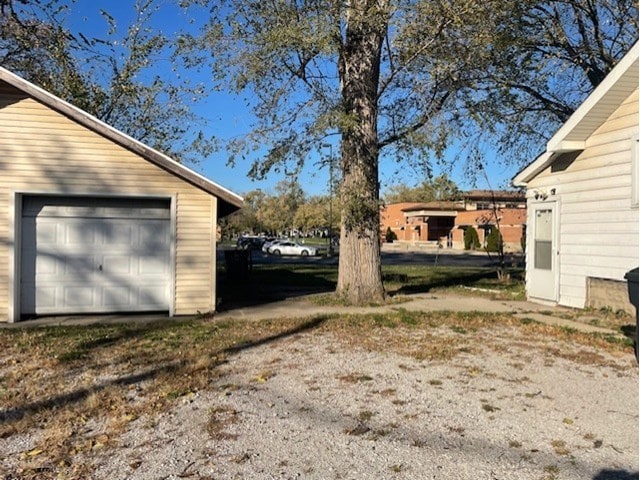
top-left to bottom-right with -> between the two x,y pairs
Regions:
463,227 -> 480,250
486,226 -> 503,253
385,227 -> 397,243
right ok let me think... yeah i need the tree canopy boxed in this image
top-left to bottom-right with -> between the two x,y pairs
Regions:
384,174 -> 461,203
219,178 -> 341,238
180,0 -> 637,178
182,0 -> 636,302
2,0 -> 636,303
0,0 -> 215,164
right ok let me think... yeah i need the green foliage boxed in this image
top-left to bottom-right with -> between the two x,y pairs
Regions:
464,227 -> 481,251
485,226 -> 503,253
384,174 -> 461,203
220,186 -> 343,237
385,227 -> 397,243
0,0 -> 215,165
432,0 -> 638,170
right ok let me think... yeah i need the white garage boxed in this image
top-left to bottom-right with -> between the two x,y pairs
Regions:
20,196 -> 172,315
0,66 -> 243,322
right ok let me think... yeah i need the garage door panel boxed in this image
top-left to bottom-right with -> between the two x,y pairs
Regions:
139,255 -> 169,275
62,254 -> 97,274
103,255 -> 133,274
29,286 -> 56,310
138,284 -> 168,307
33,220 -> 56,244
139,221 -> 169,247
65,222 -> 98,246
21,196 -> 171,315
32,252 -> 95,278
64,286 -> 95,308
105,223 -> 136,247
34,254 -> 58,276
102,286 -> 132,307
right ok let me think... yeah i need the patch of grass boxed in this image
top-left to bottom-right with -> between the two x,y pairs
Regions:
482,403 -> 500,413
377,388 -> 397,397
396,308 -> 419,326
370,427 -> 393,440
339,373 -> 374,383
207,405 -> 239,440
543,465 -> 560,480
551,439 -> 570,455
252,370 -> 275,383
357,410 -> 376,422
381,265 -> 525,300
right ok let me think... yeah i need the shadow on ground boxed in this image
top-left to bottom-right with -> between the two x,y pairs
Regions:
392,270 -> 498,295
0,315 -> 329,425
216,265 -> 336,311
592,469 -> 639,480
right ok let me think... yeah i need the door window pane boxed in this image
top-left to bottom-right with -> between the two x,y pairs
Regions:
534,209 -> 552,270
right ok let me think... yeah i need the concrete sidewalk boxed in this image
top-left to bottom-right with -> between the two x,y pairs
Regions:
1,291 -> 626,338
214,291 -> 624,337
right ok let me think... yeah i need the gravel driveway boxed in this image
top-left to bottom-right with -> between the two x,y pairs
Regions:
84,323 -> 638,480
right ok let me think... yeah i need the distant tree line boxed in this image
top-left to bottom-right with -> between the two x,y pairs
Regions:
383,174 -> 461,204
221,174 -> 462,238
219,178 -> 341,239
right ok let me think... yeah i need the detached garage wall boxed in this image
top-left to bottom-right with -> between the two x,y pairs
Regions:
0,81 -> 218,320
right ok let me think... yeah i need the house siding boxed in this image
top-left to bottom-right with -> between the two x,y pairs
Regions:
524,88 -> 639,310
0,82 -> 218,320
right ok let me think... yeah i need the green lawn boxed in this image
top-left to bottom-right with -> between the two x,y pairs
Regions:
217,263 -> 525,310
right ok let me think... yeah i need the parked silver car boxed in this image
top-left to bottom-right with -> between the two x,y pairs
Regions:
268,241 -> 317,256
262,238 -> 287,253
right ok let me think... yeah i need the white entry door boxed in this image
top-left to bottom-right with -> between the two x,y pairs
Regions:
529,203 -> 557,302
20,196 -> 171,315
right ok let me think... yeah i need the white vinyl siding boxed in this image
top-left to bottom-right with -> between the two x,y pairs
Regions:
525,88 -> 639,309
0,83 -> 218,320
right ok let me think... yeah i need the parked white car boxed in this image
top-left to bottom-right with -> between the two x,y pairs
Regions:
268,241 -> 317,256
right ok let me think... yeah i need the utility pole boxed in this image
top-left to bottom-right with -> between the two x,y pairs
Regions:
322,143 -> 334,255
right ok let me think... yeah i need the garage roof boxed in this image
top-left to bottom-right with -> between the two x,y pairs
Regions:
513,42 -> 639,186
0,67 -> 243,217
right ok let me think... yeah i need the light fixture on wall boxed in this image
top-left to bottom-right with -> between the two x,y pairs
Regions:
533,189 -> 548,200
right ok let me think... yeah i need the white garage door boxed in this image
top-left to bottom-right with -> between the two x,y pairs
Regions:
21,196 -> 171,315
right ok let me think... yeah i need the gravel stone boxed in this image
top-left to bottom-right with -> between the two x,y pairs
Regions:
79,327 -> 638,480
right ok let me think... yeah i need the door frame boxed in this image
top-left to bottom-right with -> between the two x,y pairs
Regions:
528,200 -> 560,303
10,191 -> 176,322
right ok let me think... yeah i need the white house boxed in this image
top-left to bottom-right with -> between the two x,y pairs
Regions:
513,42 -> 639,313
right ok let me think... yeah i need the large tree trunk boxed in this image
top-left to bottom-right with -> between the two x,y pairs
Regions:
336,0 -> 388,304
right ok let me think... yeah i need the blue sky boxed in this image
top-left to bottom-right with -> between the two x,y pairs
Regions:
65,1 -> 523,199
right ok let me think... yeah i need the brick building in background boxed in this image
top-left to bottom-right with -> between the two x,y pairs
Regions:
380,191 -> 526,252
